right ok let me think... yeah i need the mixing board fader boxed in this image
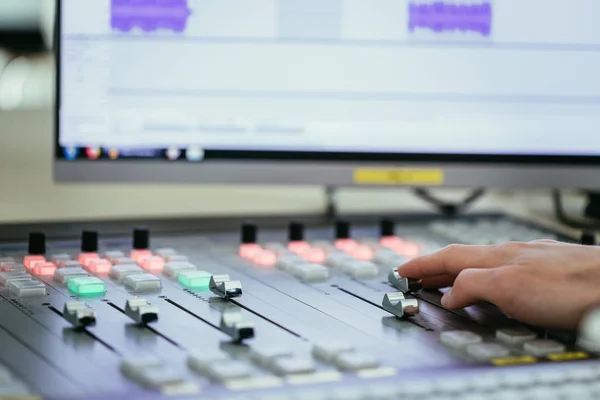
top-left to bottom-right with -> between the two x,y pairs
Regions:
0,213 -> 599,400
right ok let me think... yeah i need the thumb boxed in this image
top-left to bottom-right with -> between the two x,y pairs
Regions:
441,268 -> 497,310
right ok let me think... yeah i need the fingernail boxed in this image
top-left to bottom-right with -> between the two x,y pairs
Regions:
441,289 -> 452,308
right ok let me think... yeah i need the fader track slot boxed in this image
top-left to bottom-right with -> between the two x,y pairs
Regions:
229,299 -> 304,339
47,305 -> 121,355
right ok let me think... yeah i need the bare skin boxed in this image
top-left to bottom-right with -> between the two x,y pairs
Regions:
397,240 -> 600,330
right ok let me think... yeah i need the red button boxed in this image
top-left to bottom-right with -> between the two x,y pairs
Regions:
130,249 -> 153,264
32,262 -> 57,276
87,259 -> 112,275
78,253 -> 100,267
140,256 -> 165,272
23,255 -> 46,270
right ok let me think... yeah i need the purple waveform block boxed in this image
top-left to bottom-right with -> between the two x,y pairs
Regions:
111,0 -> 192,33
408,2 -> 492,37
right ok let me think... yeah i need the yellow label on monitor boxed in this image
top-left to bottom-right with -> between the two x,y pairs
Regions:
547,352 -> 589,362
353,168 -> 444,185
491,356 -> 537,367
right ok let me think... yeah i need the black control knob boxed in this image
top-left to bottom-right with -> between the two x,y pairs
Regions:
380,218 -> 395,237
133,228 -> 150,250
288,221 -> 304,242
81,230 -> 98,253
335,220 -> 350,240
580,231 -> 596,246
241,223 -> 257,244
28,232 -> 46,255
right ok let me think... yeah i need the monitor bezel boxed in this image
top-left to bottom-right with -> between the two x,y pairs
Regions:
53,0 -> 600,188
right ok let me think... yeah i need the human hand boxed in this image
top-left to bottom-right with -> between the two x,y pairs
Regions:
397,240 -> 600,330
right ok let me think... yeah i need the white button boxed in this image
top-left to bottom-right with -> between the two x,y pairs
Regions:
187,350 -> 230,374
166,255 -> 189,263
523,339 -> 565,356
270,357 -> 316,376
53,267 -> 88,283
263,242 -> 288,253
0,271 -> 31,287
58,260 -> 82,269
496,327 -> 537,345
51,254 -> 71,263
156,248 -> 177,257
341,260 -> 379,280
466,343 -> 510,361
136,366 -> 185,389
163,262 -> 197,278
291,263 -> 329,283
114,257 -> 136,265
439,331 -> 483,350
205,361 -> 252,382
250,347 -> 294,368
9,280 -> 46,297
120,355 -> 162,378
110,264 -> 144,282
312,341 -> 355,363
374,251 -> 406,268
124,274 -> 162,292
104,251 -> 125,262
325,252 -> 354,268
276,255 -> 304,272
333,352 -> 380,371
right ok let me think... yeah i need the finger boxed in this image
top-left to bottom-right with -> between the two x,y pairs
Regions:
421,275 -> 455,289
441,268 -> 500,310
397,243 -> 519,279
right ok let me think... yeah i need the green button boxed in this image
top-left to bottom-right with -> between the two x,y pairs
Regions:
68,277 -> 106,296
178,270 -> 211,291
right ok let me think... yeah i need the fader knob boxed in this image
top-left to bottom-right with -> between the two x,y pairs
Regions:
241,223 -> 257,244
380,218 -> 395,237
288,222 -> 304,242
81,230 -> 98,253
335,221 -> 350,240
580,231 -> 596,246
28,232 -> 46,255
133,228 -> 150,250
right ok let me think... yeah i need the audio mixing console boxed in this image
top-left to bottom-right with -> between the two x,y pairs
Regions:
0,213 -> 599,400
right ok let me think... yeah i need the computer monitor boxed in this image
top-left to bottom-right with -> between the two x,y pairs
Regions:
55,0 -> 600,188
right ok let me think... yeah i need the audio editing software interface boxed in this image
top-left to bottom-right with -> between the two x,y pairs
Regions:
58,0 -> 600,157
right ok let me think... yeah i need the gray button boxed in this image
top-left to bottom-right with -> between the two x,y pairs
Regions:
270,357 -> 316,376
113,257 -> 137,265
276,255 -> 304,272
110,264 -> 144,282
324,252 -> 354,268
121,356 -> 162,379
0,271 -> 31,287
312,341 -> 354,363
291,263 -> 329,283
155,248 -> 177,257
523,339 -> 565,356
466,343 -> 510,361
53,267 -> 88,283
187,350 -> 230,374
124,273 -> 162,292
165,255 -> 188,263
163,262 -> 197,278
439,331 -> 483,350
58,260 -> 83,269
205,361 -> 252,382
496,327 -> 537,345
333,352 -> 380,371
51,254 -> 72,263
104,251 -> 125,262
341,260 -> 379,280
9,280 -> 46,297
136,366 -> 185,389
250,347 -> 293,368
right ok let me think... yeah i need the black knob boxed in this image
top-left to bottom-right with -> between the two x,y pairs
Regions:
28,232 -> 46,255
580,231 -> 596,246
241,223 -> 257,244
335,220 -> 350,240
133,228 -> 149,250
81,230 -> 98,253
289,222 -> 304,242
380,218 -> 395,237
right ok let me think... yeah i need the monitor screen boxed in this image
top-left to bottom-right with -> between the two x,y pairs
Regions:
55,0 -> 600,187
